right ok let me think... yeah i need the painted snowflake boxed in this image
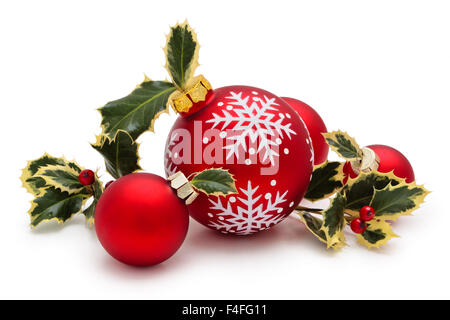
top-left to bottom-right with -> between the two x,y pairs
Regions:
207,180 -> 290,235
164,132 -> 178,177
206,91 -> 296,165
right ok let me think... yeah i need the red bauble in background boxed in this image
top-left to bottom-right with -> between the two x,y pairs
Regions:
343,145 -> 415,184
165,86 -> 314,235
281,97 -> 329,165
366,144 -> 415,183
95,173 -> 189,266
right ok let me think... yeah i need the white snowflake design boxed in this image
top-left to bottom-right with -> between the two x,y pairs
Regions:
207,181 -> 289,235
164,132 -> 178,177
206,91 -> 296,165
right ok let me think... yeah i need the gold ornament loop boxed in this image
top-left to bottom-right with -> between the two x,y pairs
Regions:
169,75 -> 212,113
167,171 -> 199,205
350,147 -> 380,175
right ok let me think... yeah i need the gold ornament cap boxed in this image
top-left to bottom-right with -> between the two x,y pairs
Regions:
167,171 -> 199,205
350,147 -> 380,175
169,75 -> 212,114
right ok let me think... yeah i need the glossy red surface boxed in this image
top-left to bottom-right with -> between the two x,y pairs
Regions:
94,173 -> 189,266
281,97 -> 329,164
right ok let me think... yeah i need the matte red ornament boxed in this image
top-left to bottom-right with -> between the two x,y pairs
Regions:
367,144 -> 415,183
281,97 -> 329,165
94,173 -> 189,266
343,161 -> 358,184
165,86 -> 314,235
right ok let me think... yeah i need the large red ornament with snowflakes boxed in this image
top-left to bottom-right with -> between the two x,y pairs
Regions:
95,173 -> 189,266
165,85 -> 314,235
281,97 -> 329,165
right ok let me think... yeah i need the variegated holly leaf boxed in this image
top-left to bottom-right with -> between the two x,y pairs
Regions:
369,182 -> 430,221
164,21 -> 200,90
29,187 -> 90,227
304,161 -> 344,201
298,212 -> 327,244
344,171 -> 402,215
320,193 -> 347,250
82,179 -> 103,226
190,168 -> 237,196
357,220 -> 398,249
322,131 -> 363,161
92,131 -> 141,179
35,164 -> 84,194
99,79 -> 176,141
21,154 -> 67,196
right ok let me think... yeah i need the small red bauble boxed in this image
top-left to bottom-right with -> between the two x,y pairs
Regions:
367,145 -> 415,183
78,169 -> 95,186
359,206 -> 375,222
350,218 -> 367,234
281,97 -> 329,165
94,173 -> 189,266
165,86 -> 314,235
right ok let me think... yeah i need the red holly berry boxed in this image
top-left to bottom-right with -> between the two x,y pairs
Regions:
78,169 -> 95,186
350,218 -> 367,234
360,205 -> 375,222
105,180 -> 114,189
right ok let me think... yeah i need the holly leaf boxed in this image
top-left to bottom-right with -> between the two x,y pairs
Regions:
92,131 -> 141,179
322,131 -> 363,160
356,220 -> 398,249
164,21 -> 200,90
190,168 -> 237,196
344,171 -> 402,215
28,187 -> 89,227
298,212 -> 327,244
369,182 -> 430,221
320,193 -> 347,250
35,164 -> 84,194
99,79 -> 176,141
21,154 -> 67,196
304,161 -> 344,201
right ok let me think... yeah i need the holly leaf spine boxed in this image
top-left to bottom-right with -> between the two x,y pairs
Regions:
322,130 -> 363,160
304,161 -> 344,202
356,219 -> 398,249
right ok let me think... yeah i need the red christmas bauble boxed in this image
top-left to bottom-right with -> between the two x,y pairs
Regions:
165,85 -> 314,235
366,144 -> 415,183
342,145 -> 415,184
281,97 -> 328,165
95,173 -> 189,266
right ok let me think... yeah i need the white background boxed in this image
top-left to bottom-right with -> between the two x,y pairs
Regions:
0,0 -> 448,299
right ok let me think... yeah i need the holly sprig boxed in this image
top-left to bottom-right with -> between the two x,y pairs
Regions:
298,131 -> 430,250
20,22 -> 236,228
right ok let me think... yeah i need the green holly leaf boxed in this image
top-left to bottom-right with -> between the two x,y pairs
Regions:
344,171 -> 402,215
356,220 -> 398,249
322,131 -> 363,160
92,131 -> 141,179
21,153 -> 67,196
298,212 -> 327,244
304,161 -> 344,201
369,181 -> 430,221
99,79 -> 176,141
35,164 -> 84,194
190,168 -> 237,196
164,21 -> 200,90
29,187 -> 89,227
320,193 -> 347,250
